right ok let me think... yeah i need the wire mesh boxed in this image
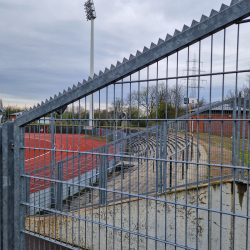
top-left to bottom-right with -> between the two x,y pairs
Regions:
15,14 -> 250,250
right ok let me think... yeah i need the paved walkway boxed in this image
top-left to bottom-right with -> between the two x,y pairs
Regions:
68,134 -> 208,210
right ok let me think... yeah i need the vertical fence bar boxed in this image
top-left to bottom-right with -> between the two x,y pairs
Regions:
232,98 -> 237,175
182,150 -> 184,180
159,125 -> 163,193
170,156 -> 172,188
191,134 -> 193,160
103,147 -> 107,205
155,126 -> 159,192
50,113 -> 55,207
241,98 -> 247,179
99,148 -> 103,205
2,122 -> 14,250
56,162 -> 63,211
163,123 -> 167,192
236,97 -> 241,179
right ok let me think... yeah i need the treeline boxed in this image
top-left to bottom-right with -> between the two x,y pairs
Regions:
2,82 -> 211,127
2,105 -> 25,121
54,83 -> 201,128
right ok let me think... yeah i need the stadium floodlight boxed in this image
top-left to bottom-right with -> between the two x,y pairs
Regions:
84,0 -> 97,127
84,0 -> 96,21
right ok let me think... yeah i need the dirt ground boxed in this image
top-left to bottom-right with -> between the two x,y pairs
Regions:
193,133 -> 249,178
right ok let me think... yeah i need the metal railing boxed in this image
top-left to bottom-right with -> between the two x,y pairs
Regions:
169,139 -> 193,187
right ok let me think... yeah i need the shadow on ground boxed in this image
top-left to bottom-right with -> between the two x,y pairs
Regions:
26,235 -> 73,250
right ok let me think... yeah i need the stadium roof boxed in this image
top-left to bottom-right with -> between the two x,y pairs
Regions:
191,99 -> 249,113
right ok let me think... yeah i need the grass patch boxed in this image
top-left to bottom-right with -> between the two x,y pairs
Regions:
188,132 -> 250,178
81,135 -> 113,143
239,151 -> 250,166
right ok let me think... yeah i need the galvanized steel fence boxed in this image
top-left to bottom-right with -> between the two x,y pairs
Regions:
1,0 -> 250,249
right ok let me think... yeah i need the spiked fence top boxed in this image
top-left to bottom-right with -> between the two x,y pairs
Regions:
16,0 -> 250,127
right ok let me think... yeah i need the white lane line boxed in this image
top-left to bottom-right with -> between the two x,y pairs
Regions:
25,138 -> 51,162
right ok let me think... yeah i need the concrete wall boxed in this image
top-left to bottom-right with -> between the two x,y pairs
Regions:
28,168 -> 98,215
26,179 -> 250,249
28,141 -> 124,215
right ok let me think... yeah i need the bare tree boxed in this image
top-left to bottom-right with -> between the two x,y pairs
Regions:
129,86 -> 156,119
246,72 -> 250,88
242,73 -> 250,97
127,82 -> 186,118
226,86 -> 250,100
225,72 -> 250,99
193,96 -> 207,108
168,84 -> 186,117
111,97 -> 125,117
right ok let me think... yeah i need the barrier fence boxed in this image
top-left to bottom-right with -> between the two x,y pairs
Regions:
1,1 -> 250,249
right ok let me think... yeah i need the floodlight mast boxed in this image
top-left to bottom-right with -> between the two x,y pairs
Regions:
84,0 -> 96,127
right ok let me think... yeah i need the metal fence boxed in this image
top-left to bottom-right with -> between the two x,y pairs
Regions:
1,0 -> 250,249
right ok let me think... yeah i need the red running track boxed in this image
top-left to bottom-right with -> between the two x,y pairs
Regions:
25,133 -> 108,193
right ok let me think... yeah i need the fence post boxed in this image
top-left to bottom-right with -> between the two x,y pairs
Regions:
56,162 -> 63,211
0,125 -> 2,250
14,123 -> 26,250
3,123 -> 25,250
2,122 -> 15,250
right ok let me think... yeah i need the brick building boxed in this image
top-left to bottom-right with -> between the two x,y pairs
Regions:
10,111 -> 23,121
189,99 -> 249,137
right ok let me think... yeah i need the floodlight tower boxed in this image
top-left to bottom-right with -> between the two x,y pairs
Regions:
84,0 -> 96,127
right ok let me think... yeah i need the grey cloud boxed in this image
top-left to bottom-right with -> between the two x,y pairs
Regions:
0,0 -> 246,107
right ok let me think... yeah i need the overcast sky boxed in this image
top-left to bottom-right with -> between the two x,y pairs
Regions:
0,0 -> 249,109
